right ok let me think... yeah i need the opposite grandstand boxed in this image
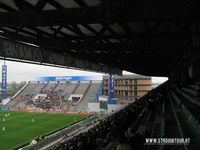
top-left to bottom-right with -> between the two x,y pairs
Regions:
3,75 -> 151,112
6,82 -> 101,112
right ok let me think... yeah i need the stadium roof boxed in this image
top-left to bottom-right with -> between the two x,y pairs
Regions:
103,75 -> 151,80
0,0 -> 199,76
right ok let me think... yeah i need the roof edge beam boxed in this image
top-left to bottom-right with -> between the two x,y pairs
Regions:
0,37 -> 122,74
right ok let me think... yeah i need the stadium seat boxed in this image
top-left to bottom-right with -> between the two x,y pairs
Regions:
181,87 -> 198,97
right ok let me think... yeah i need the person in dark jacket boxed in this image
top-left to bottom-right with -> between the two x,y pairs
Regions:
126,126 -> 145,150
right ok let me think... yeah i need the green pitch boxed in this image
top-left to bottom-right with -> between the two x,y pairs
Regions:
0,110 -> 87,150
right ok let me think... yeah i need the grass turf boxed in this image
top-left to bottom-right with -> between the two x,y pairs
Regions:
0,110 -> 87,150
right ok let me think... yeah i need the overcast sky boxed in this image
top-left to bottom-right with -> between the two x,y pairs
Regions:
0,59 -> 168,84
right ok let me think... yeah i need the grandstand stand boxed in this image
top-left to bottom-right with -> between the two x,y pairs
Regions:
4,100 -> 18,108
7,81 -> 103,112
42,83 -> 57,94
32,83 -> 48,96
15,83 -> 37,99
73,83 -> 90,95
62,83 -> 78,101
54,83 -> 65,93
12,82 -> 29,99
68,83 -> 90,111
61,83 -> 78,110
77,83 -> 101,112
14,100 -> 26,108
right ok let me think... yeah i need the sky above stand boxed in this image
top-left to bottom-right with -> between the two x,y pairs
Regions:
0,60 -> 168,84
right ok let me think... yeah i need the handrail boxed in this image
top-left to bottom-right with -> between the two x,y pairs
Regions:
51,83 -> 59,92
12,82 -> 29,99
71,83 -> 79,94
80,83 -> 91,103
40,83 -> 48,93
74,83 -> 91,111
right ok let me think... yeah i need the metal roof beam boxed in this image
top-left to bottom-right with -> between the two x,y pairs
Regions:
0,6 -> 200,26
73,0 -> 87,7
0,2 -> 17,11
0,1 -> 199,27
13,0 -> 38,11
36,0 -> 49,9
0,37 -> 122,74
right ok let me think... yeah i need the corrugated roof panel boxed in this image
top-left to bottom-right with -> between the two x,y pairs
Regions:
56,0 -> 79,8
103,75 -> 151,80
23,27 -> 38,35
37,27 -> 55,34
18,32 -> 35,37
0,0 -> 19,11
42,3 -> 57,10
88,24 -> 103,32
77,25 -> 94,35
52,26 -> 60,29
110,23 -> 126,35
61,28 -> 77,36
84,0 -> 101,6
2,27 -> 16,32
24,0 -> 39,6
103,30 -> 112,35
0,8 -> 7,12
